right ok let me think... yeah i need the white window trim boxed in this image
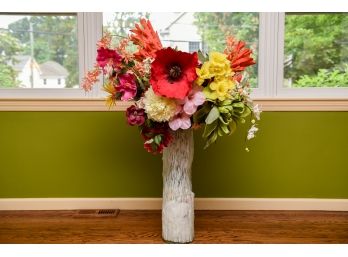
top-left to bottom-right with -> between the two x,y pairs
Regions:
1,12 -> 348,111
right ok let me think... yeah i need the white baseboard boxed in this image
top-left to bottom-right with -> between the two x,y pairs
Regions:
0,198 -> 348,211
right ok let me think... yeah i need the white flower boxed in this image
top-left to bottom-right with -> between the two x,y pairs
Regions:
247,125 -> 259,140
143,88 -> 177,122
253,104 -> 262,120
145,139 -> 154,144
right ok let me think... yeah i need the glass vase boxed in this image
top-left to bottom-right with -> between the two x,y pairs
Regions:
162,129 -> 194,243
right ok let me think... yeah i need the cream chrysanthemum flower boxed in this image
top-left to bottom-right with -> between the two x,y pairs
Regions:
143,88 -> 177,122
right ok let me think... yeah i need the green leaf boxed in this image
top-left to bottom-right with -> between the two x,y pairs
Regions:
127,60 -> 135,67
204,131 -> 218,149
241,105 -> 251,117
220,123 -> 230,135
134,73 -> 145,90
217,126 -> 224,136
221,99 -> 233,106
218,106 -> 231,114
232,102 -> 245,113
198,50 -> 208,63
202,120 -> 218,138
193,104 -> 210,124
219,115 -> 229,125
229,120 -> 237,135
205,106 -> 220,124
153,135 -> 162,145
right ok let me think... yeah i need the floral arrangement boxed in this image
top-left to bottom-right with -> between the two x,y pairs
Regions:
82,19 -> 261,154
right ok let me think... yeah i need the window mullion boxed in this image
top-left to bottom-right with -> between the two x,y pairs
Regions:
275,12 -> 285,98
78,12 -> 103,98
77,13 -> 85,91
256,12 -> 284,98
256,12 -> 267,97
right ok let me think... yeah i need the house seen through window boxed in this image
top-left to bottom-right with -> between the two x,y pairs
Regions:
0,14 -> 78,89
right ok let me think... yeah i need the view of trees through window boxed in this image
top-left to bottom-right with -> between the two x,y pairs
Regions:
0,14 -> 78,89
284,13 -> 348,88
103,12 -> 259,87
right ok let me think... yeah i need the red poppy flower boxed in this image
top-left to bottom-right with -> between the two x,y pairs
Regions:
150,48 -> 198,100
224,36 -> 255,72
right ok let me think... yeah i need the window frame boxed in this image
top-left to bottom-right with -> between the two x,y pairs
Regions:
0,12 -> 348,111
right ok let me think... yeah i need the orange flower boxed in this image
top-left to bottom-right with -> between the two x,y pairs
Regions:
116,38 -> 134,64
130,19 -> 162,61
134,62 -> 146,77
97,32 -> 112,49
81,66 -> 101,92
224,36 -> 255,73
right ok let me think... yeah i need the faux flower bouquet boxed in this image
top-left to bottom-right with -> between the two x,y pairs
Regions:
82,19 -> 260,154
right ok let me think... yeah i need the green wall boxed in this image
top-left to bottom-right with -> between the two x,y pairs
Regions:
0,111 -> 347,198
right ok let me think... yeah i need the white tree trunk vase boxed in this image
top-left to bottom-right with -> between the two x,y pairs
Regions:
162,129 -> 194,243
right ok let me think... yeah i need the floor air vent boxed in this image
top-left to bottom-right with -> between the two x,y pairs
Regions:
74,209 -> 120,217
97,209 -> 118,215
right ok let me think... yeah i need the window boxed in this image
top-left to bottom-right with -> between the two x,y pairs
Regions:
0,14 -> 78,89
188,41 -> 200,53
0,12 -> 347,111
284,13 -> 348,88
0,12 -> 103,99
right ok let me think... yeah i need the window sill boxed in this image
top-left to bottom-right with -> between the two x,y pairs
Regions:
0,98 -> 348,111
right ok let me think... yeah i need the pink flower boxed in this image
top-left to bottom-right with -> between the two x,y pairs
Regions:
116,73 -> 137,101
168,87 -> 205,131
182,87 -> 205,115
169,111 -> 191,131
126,105 -> 146,126
96,47 -> 122,69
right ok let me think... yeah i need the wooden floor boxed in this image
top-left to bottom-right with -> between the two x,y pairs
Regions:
0,210 -> 347,243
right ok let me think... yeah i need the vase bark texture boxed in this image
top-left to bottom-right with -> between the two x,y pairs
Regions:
162,129 -> 194,243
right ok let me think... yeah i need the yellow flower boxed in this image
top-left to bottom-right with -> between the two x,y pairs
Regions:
203,77 -> 235,101
195,52 -> 233,86
143,88 -> 177,122
208,52 -> 233,78
195,63 -> 212,86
